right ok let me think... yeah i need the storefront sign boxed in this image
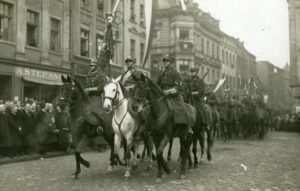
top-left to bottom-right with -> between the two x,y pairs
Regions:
15,67 -> 67,85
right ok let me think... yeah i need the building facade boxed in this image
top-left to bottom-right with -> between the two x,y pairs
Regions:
257,61 -> 291,111
220,33 -> 238,91
150,0 -> 222,83
0,0 -> 147,101
235,40 -> 257,95
0,0 -> 71,102
288,0 -> 300,112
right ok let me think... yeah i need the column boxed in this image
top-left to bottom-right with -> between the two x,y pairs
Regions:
40,0 -> 50,65
15,0 -> 27,60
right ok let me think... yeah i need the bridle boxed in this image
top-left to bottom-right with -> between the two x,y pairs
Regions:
60,82 -> 76,107
103,82 -> 126,110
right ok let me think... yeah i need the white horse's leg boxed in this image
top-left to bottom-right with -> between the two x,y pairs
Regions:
114,134 -> 122,156
124,132 -> 134,180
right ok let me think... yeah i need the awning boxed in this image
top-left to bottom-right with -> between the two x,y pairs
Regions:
15,67 -> 66,86
22,76 -> 63,86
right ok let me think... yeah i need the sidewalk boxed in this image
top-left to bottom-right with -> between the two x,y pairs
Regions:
0,150 -> 73,165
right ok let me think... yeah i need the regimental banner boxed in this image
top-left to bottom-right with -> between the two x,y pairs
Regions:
15,67 -> 67,86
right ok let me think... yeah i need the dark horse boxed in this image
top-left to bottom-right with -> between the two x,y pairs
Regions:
60,76 -> 124,179
134,75 -> 196,182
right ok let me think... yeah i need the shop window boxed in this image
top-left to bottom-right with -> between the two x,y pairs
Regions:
140,43 -> 145,64
130,39 -> 136,59
0,2 -> 12,41
80,29 -> 89,57
130,0 -> 135,21
179,29 -> 189,41
140,4 -> 144,26
50,18 -> 61,52
27,10 -> 39,47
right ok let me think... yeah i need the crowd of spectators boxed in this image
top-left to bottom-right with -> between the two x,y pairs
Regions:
273,112 -> 300,133
0,99 -> 71,158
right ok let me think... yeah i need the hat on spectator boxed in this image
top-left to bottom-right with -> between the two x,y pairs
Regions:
190,67 -> 199,73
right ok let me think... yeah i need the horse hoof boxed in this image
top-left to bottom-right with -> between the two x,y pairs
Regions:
163,166 -> 171,175
123,175 -> 130,181
207,154 -> 212,161
155,178 -> 162,183
83,161 -> 90,168
179,174 -> 187,179
146,165 -> 153,171
132,165 -> 138,171
71,173 -> 78,179
106,166 -> 113,174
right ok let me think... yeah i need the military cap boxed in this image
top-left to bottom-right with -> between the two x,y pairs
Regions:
106,12 -> 113,17
190,67 -> 199,73
125,56 -> 136,63
162,55 -> 174,62
89,59 -> 98,66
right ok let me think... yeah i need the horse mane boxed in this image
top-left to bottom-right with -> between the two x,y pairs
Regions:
144,76 -> 164,96
73,79 -> 90,103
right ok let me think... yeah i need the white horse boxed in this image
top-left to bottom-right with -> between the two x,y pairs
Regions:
103,76 -> 140,179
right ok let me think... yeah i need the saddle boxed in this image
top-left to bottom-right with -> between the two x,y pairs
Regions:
84,95 -> 104,126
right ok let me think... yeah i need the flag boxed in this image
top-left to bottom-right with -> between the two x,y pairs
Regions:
98,19 -> 114,76
213,78 -> 226,93
142,0 -> 157,67
253,81 -> 258,89
180,0 -> 187,11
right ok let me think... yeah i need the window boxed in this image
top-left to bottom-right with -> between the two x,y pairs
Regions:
130,0 -> 135,21
207,68 -> 210,82
216,46 -> 219,59
130,39 -> 135,59
96,34 -> 104,59
140,4 -> 144,26
50,18 -> 61,52
225,52 -> 228,65
222,49 -> 224,63
212,69 -> 215,82
217,71 -> 220,80
212,43 -> 215,58
27,10 -> 39,47
81,0 -> 89,8
97,0 -> 104,13
140,43 -> 145,64
179,29 -> 189,41
206,41 -> 210,56
80,29 -> 89,57
201,38 -> 204,53
0,2 -> 12,41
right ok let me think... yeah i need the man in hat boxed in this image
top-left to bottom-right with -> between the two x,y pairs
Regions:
187,67 -> 211,128
85,59 -> 107,96
157,55 -> 192,132
120,57 -> 142,94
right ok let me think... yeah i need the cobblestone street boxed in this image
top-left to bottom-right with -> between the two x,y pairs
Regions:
0,132 -> 299,191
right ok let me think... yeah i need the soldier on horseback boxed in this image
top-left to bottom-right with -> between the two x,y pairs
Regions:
84,59 -> 107,133
85,59 -> 107,96
157,55 -> 192,133
120,56 -> 142,95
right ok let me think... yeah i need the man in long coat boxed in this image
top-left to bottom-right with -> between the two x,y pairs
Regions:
156,55 -> 191,131
0,104 -> 12,158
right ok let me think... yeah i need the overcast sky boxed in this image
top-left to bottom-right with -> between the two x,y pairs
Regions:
195,0 -> 289,68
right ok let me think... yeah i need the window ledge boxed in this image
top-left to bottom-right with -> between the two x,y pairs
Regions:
0,40 -> 16,46
26,46 -> 41,52
129,19 -> 137,25
49,51 -> 62,56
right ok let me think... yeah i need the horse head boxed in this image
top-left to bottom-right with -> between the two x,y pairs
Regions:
60,75 -> 77,106
103,75 -> 123,113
